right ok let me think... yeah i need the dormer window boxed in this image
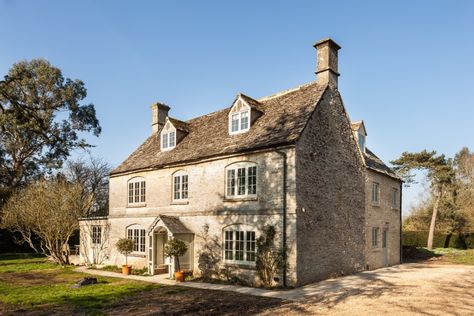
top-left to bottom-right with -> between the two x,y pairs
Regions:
161,131 -> 176,150
358,132 -> 366,153
230,110 -> 250,133
351,120 -> 367,154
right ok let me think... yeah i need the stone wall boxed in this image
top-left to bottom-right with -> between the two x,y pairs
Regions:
365,169 -> 402,269
295,87 -> 366,286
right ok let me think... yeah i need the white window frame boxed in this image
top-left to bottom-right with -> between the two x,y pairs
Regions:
358,132 -> 366,153
161,131 -> 176,151
223,225 -> 257,265
91,225 -> 102,245
371,182 -> 380,205
127,226 -> 146,253
225,162 -> 257,199
229,110 -> 250,134
372,227 -> 379,248
127,178 -> 146,206
391,188 -> 398,209
173,171 -> 189,201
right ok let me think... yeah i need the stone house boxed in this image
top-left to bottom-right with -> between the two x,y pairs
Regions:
79,38 -> 402,287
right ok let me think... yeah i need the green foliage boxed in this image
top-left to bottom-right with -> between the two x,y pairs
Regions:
164,238 -> 188,272
403,231 -> 474,249
115,238 -> 134,266
256,225 -> 286,288
0,59 -> 101,204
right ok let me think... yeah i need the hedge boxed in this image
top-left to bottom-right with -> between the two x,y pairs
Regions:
403,231 -> 474,249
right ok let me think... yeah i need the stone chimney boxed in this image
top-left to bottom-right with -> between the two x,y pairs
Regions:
314,38 -> 341,87
151,102 -> 170,134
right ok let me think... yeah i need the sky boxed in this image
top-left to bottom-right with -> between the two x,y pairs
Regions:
1,0 -> 473,215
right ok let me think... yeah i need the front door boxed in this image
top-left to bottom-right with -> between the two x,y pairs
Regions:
382,228 -> 388,267
154,231 -> 168,274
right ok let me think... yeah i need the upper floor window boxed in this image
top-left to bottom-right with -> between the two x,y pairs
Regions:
128,178 -> 146,205
223,225 -> 256,264
371,182 -> 380,204
127,225 -> 146,253
161,131 -> 176,150
173,171 -> 189,201
391,188 -> 398,209
230,110 -> 250,134
225,162 -> 257,198
91,225 -> 102,245
358,132 -> 366,153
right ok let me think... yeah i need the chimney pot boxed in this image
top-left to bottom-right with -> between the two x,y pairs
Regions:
151,102 -> 170,134
314,38 -> 341,87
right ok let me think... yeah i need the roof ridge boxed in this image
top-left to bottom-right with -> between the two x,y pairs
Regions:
258,81 -> 318,102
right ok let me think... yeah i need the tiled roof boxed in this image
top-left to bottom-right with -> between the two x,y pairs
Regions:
111,81 -> 327,175
364,148 -> 400,179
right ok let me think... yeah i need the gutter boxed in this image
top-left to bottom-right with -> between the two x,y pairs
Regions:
275,149 -> 288,287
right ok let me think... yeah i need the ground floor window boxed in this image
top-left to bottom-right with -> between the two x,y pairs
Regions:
224,228 -> 256,264
372,227 -> 379,247
91,225 -> 102,245
127,227 -> 146,253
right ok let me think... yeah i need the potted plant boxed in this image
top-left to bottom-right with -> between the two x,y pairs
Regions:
164,238 -> 188,282
116,238 -> 134,275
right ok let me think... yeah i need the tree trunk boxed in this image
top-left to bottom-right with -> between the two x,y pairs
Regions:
427,187 -> 442,250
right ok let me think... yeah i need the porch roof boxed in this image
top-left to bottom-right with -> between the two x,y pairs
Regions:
147,215 -> 193,235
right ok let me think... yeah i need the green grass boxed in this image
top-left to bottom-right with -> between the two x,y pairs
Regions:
431,248 -> 474,265
0,253 -> 159,313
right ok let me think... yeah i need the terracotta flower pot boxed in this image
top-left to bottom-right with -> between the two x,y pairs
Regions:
174,271 -> 185,282
122,265 -> 132,275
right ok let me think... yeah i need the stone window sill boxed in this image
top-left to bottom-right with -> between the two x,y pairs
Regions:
127,203 -> 147,208
171,200 -> 189,205
224,197 -> 258,202
371,202 -> 380,207
371,248 -> 381,252
224,262 -> 256,270
129,253 -> 146,258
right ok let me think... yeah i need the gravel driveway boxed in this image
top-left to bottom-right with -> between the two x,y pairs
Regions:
264,263 -> 474,315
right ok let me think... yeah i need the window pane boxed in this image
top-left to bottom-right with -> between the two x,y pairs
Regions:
382,229 -> 387,248
372,183 -> 379,202
372,227 -> 379,247
240,111 -> 249,130
235,231 -> 244,261
392,188 -> 397,208
140,229 -> 146,252
237,168 -> 246,195
169,132 -> 176,147
174,176 -> 181,200
128,183 -> 133,203
134,182 -> 140,203
227,169 -> 235,196
141,181 -> 146,203
247,166 -> 257,195
182,175 -> 188,199
231,114 -> 239,132
225,231 -> 233,260
162,133 -> 168,149
246,231 -> 256,262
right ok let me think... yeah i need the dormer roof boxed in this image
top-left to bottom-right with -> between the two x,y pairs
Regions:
168,117 -> 190,133
351,120 -> 367,136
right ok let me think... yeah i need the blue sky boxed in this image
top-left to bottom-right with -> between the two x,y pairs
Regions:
1,0 -> 473,214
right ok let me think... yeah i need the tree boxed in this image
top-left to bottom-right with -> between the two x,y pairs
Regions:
0,59 -> 101,205
0,179 -> 93,264
164,238 -> 188,273
116,238 -> 134,267
454,147 -> 474,232
256,225 -> 286,288
391,150 -> 455,249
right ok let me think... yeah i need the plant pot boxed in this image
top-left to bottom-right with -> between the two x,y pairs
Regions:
122,265 -> 132,275
174,271 -> 185,282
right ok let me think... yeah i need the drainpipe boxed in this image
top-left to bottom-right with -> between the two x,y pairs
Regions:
275,149 -> 288,287
399,181 -> 403,264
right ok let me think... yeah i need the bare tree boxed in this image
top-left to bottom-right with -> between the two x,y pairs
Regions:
1,179 -> 93,264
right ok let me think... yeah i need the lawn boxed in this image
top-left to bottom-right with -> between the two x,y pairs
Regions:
0,253 -> 284,315
403,246 -> 474,265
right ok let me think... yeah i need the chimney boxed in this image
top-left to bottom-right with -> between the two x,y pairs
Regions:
151,102 -> 170,133
314,38 -> 341,87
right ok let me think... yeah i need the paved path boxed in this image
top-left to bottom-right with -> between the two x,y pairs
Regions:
76,263 -> 474,302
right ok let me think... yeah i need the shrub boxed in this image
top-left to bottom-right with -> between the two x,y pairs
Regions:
164,238 -> 188,272
256,225 -> 286,288
403,231 -> 474,249
115,238 -> 134,266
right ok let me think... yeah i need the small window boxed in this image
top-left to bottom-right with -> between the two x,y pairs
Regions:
225,163 -> 257,198
173,172 -> 189,201
128,178 -> 146,205
391,188 -> 398,209
223,227 -> 256,264
358,132 -> 366,153
161,131 -> 176,150
371,182 -> 380,204
91,225 -> 102,245
229,110 -> 250,134
372,227 -> 379,247
127,227 -> 146,253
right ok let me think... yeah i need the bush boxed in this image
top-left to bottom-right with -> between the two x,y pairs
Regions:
403,231 -> 474,249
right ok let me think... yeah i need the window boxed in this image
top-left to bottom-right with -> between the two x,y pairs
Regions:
127,227 -> 146,253
225,163 -> 257,198
358,132 -> 366,153
371,182 -> 380,204
161,131 -> 176,150
382,229 -> 388,248
91,225 -> 102,245
173,172 -> 189,200
128,178 -> 146,205
391,188 -> 398,209
224,227 -> 256,264
372,227 -> 379,247
229,110 -> 250,134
